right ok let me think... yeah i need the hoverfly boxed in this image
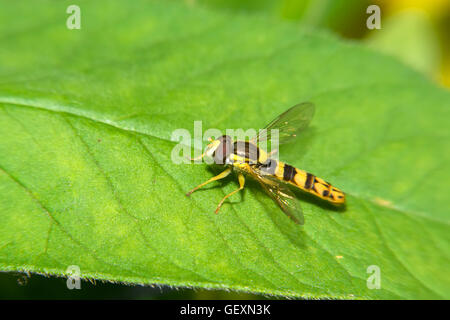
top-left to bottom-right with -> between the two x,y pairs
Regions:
186,102 -> 345,224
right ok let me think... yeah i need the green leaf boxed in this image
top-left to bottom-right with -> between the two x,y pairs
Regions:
194,0 -> 373,38
0,0 -> 449,299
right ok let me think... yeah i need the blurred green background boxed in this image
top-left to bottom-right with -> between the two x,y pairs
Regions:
1,0 -> 448,299
190,0 -> 450,87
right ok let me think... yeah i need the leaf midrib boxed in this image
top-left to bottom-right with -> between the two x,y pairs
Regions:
0,96 -> 444,226
0,142 -> 358,299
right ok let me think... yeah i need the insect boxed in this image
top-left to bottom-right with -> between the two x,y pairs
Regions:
186,102 -> 345,224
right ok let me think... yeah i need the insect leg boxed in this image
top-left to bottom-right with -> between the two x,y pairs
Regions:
186,167 -> 232,196
186,138 -> 214,161
186,152 -> 206,161
267,149 -> 278,157
215,173 -> 245,214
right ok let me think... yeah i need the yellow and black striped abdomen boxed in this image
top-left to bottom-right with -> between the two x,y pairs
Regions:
258,159 -> 345,204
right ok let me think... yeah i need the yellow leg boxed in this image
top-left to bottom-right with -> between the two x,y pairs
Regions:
186,153 -> 204,161
186,150 -> 207,161
186,138 -> 214,161
186,167 -> 232,196
267,149 -> 278,157
215,173 -> 245,214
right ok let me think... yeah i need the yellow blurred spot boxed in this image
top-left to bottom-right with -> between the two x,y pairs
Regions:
378,0 -> 450,17
441,62 -> 450,87
374,197 -> 394,208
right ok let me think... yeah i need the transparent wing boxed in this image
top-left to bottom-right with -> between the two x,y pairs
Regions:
251,102 -> 315,146
247,167 -> 304,225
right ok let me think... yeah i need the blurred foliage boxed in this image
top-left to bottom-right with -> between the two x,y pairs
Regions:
187,0 -> 450,87
190,0 -> 373,38
375,0 -> 450,87
366,9 -> 440,79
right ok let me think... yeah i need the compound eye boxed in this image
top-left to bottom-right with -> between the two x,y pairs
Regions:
213,141 -> 232,164
221,142 -> 230,155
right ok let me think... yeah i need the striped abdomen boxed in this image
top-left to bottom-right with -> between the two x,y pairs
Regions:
258,159 -> 345,204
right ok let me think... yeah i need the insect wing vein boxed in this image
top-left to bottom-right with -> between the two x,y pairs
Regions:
249,167 -> 304,225
251,102 -> 315,146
